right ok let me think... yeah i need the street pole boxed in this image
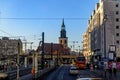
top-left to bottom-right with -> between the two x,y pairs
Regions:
57,49 -> 58,67
103,14 -> 107,79
51,43 -> 53,60
30,42 -> 33,50
41,32 -> 44,69
17,42 -> 20,80
104,14 -> 107,58
78,46 -> 80,56
50,43 -> 53,67
34,52 -> 36,80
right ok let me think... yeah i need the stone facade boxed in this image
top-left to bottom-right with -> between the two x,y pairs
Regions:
83,0 -> 120,62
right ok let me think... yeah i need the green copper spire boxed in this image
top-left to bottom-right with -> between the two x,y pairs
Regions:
61,18 -> 65,30
60,19 -> 66,38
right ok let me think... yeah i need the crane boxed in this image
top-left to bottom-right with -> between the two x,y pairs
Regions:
69,41 -> 78,51
22,41 -> 33,53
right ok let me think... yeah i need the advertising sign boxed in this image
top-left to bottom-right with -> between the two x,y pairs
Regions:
109,45 -> 116,52
109,45 -> 116,61
109,52 -> 114,60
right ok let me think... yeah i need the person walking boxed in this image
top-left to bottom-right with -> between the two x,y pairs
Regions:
108,61 -> 112,80
105,62 -> 108,78
112,61 -> 117,78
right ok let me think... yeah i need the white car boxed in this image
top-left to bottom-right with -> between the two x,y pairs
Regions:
69,66 -> 79,75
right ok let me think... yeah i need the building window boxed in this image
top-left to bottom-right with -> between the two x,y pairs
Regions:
116,25 -> 119,29
116,4 -> 119,7
64,40 -> 67,44
116,18 -> 119,22
116,11 -> 119,15
116,40 -> 119,44
116,33 -> 119,36
60,40 -> 62,43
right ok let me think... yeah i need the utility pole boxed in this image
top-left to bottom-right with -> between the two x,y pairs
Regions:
103,14 -> 107,79
23,41 -> 33,53
41,32 -> 44,69
78,46 -> 80,56
51,43 -> 53,60
72,41 -> 78,51
17,42 -> 20,80
30,42 -> 33,50
104,14 -> 107,58
57,49 -> 59,67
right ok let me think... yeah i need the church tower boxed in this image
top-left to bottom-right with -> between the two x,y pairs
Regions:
59,19 -> 68,48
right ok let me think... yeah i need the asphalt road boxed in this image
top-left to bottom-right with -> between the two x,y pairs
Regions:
40,65 -> 103,80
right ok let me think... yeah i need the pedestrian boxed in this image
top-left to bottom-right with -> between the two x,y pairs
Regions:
31,69 -> 35,75
112,61 -> 117,77
108,61 -> 112,79
104,62 -> 108,79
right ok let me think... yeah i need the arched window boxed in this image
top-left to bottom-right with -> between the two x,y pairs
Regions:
65,40 -> 67,44
60,40 -> 62,43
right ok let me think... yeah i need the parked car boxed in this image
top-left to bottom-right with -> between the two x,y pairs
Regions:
69,66 -> 79,75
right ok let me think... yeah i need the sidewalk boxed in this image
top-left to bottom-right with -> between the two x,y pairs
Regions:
20,74 -> 33,80
91,69 -> 120,80
19,66 -> 56,80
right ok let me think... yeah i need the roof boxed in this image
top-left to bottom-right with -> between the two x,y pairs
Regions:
37,43 -> 70,55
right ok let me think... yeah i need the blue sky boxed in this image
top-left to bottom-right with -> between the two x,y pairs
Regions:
0,0 -> 99,49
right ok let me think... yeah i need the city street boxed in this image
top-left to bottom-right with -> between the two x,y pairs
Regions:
41,65 -> 103,80
0,0 -> 120,80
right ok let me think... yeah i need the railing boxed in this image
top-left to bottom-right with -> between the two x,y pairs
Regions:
0,66 -> 56,80
6,67 -> 32,80
34,66 -> 56,79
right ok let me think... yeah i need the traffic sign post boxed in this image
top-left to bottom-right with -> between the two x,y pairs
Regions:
108,52 -> 114,60
109,45 -> 116,61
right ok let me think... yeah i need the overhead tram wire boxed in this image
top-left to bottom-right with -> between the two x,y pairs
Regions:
0,29 -> 24,39
0,29 -> 12,36
0,17 -> 89,20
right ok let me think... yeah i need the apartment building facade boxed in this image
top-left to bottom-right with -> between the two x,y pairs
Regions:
0,37 -> 22,59
83,0 -> 120,62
